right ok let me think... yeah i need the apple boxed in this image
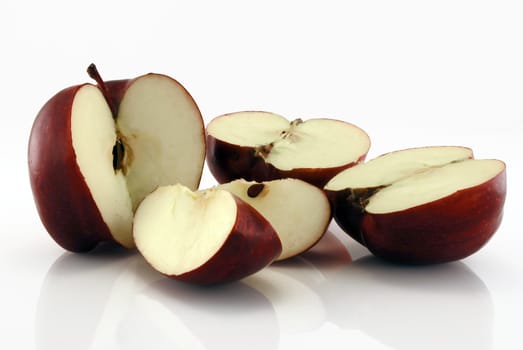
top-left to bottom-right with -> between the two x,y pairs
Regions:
28,64 -> 205,252
218,178 -> 332,260
132,184 -> 282,285
324,146 -> 506,264
206,111 -> 371,187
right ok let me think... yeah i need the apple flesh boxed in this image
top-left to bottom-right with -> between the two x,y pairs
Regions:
324,146 -> 506,264
206,111 -> 371,187
28,65 -> 205,252
218,178 -> 332,261
133,184 -> 282,285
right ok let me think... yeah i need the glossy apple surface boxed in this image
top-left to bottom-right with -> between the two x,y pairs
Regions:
133,184 -> 282,285
206,111 -> 370,187
325,146 -> 506,263
28,65 -> 205,252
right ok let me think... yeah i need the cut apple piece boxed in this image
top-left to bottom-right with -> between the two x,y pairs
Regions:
218,178 -> 332,261
28,65 -> 205,252
133,184 -> 282,285
206,111 -> 371,187
325,146 -> 506,264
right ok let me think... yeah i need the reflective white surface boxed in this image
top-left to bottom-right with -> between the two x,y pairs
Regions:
2,1 -> 523,349
32,228 -> 497,350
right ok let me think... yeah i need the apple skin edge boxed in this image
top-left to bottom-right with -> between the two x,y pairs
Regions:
102,79 -> 129,115
328,168 -> 507,264
171,196 -> 283,285
28,84 -> 114,252
206,134 -> 367,188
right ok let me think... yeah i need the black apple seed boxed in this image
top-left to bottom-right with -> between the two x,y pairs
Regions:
247,183 -> 265,198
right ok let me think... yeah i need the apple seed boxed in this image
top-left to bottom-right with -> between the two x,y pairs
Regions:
247,183 -> 265,198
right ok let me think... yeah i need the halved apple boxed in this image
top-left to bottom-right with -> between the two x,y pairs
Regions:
324,146 -> 506,264
133,184 -> 282,285
218,178 -> 332,260
206,111 -> 371,187
28,64 -> 205,252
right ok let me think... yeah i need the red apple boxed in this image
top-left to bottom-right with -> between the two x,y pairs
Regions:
218,178 -> 332,260
206,111 -> 370,187
324,146 -> 506,264
132,184 -> 282,285
28,64 -> 205,252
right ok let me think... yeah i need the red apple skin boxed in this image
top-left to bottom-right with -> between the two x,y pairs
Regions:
103,79 -> 129,115
171,197 -> 283,285
330,167 -> 506,264
326,188 -> 372,246
28,84 -> 114,252
206,134 -> 367,188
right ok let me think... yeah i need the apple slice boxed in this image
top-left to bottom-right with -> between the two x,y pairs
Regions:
28,64 -> 205,252
133,184 -> 282,285
206,111 -> 370,187
324,146 -> 506,264
218,178 -> 332,261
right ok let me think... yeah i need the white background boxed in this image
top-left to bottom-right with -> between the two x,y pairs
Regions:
2,0 -> 522,349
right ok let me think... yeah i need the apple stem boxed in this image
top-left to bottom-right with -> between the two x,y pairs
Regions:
87,63 -> 117,117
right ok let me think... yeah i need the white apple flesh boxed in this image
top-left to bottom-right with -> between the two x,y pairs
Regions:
325,146 -> 506,263
206,111 -> 371,187
133,184 -> 282,285
218,178 -> 332,261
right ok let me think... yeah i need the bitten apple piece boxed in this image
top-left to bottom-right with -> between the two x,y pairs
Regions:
28,65 -> 205,252
218,178 -> 332,261
206,111 -> 370,187
133,184 -> 282,285
325,146 -> 506,264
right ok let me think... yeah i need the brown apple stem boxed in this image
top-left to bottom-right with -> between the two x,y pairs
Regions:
87,63 -> 117,117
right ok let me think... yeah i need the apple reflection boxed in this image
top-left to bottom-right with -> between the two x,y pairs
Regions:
35,228 -> 493,350
119,260 -> 280,350
36,246 -> 279,350
34,245 -> 137,350
316,256 -> 494,350
243,230 -> 351,334
254,228 -> 493,349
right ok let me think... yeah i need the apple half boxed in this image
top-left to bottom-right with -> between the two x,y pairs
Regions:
28,64 -> 205,252
206,111 -> 371,187
324,146 -> 506,264
218,178 -> 332,261
133,184 -> 282,285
